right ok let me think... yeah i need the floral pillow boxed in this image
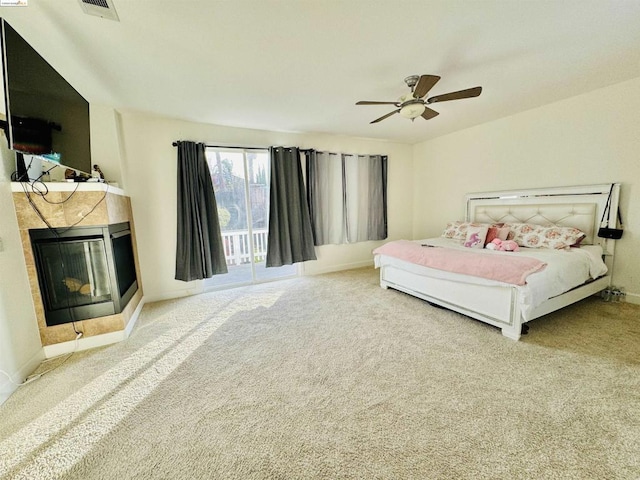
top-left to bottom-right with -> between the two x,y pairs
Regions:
508,223 -> 585,249
442,221 -> 489,240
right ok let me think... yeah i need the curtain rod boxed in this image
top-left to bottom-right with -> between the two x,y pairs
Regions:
172,142 -> 268,150
171,143 -> 385,157
171,142 -> 301,151
301,149 -> 386,157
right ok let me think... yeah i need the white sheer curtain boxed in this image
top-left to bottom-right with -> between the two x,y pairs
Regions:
344,154 -> 368,242
306,151 -> 387,246
307,151 -> 344,244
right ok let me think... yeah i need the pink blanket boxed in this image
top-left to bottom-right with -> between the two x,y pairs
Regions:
373,240 -> 546,285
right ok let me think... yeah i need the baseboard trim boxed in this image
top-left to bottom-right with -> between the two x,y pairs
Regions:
303,260 -> 374,276
0,348 -> 45,406
43,330 -> 124,359
43,296 -> 146,359
143,286 -> 202,303
125,295 -> 145,336
625,292 -> 640,306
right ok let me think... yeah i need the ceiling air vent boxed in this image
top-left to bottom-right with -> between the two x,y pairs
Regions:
78,0 -> 120,22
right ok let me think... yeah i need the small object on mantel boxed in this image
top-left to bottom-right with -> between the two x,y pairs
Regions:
92,164 -> 105,180
65,168 -> 90,182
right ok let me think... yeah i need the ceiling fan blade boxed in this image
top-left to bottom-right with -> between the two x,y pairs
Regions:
427,86 -> 482,104
413,75 -> 441,99
421,107 -> 440,120
356,101 -> 399,106
370,109 -> 400,124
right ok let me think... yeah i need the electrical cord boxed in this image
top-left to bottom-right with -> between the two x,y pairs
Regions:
72,321 -> 82,336
0,330 -> 83,386
17,167 -> 108,234
10,154 -> 34,182
12,160 -> 81,203
30,174 -> 81,204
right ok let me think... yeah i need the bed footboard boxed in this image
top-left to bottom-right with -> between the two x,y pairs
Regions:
380,264 -> 524,340
380,265 -> 610,341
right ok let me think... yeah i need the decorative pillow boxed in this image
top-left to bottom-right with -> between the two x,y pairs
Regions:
509,223 -> 586,249
504,223 -> 535,245
463,226 -> 489,249
442,221 -> 488,240
485,226 -> 510,246
494,223 -> 517,240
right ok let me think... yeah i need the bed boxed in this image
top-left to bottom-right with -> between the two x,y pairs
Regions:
374,184 -> 620,340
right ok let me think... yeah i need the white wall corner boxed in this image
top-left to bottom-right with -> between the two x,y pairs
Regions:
0,348 -> 44,406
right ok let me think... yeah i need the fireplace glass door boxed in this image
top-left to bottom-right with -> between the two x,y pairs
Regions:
30,223 -> 137,326
39,238 -> 112,311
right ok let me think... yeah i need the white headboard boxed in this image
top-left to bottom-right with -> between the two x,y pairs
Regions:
465,184 -> 620,250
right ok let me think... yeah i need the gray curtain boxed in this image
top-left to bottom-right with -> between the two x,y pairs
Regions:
175,141 -> 228,281
306,151 -> 387,245
306,150 -> 344,245
266,146 -> 317,267
366,154 -> 388,241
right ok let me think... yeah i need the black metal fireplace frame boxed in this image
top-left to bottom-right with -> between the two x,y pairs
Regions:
30,222 -> 138,326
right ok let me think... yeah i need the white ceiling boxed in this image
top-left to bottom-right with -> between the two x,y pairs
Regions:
2,0 -> 640,144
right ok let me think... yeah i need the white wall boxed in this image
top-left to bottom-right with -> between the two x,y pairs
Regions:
0,143 -> 45,405
89,103 -> 125,187
117,112 -> 414,302
412,77 -> 640,304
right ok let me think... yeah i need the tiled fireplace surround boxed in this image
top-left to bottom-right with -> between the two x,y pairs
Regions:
11,182 -> 143,355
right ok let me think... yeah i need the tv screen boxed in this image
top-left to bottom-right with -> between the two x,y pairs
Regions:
0,18 -> 91,176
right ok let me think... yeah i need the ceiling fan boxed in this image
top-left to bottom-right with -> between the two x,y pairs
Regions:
356,75 -> 482,124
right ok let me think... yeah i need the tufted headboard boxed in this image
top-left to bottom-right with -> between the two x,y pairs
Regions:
465,184 -> 620,249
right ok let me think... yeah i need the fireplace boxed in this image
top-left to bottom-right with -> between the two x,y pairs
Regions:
29,222 -> 138,326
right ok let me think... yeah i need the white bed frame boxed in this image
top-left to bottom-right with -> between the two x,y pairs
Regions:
379,184 -> 620,340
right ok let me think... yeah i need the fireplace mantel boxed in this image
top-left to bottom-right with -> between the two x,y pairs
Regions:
11,181 -> 124,195
11,181 -> 143,355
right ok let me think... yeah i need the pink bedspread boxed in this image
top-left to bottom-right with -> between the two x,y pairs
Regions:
373,240 -> 547,285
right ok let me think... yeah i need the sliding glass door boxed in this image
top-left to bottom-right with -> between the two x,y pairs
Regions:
203,148 -> 296,289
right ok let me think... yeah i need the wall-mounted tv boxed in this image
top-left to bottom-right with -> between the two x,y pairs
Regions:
0,18 -> 91,177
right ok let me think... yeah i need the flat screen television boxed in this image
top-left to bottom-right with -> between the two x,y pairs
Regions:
0,18 -> 91,178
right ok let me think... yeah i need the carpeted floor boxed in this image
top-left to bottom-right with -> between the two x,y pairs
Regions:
1,267 -> 639,479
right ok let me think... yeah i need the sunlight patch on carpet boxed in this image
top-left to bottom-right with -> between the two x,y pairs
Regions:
0,290 -> 283,479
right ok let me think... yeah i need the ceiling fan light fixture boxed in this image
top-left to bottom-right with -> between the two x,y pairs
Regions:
399,102 -> 426,119
355,74 -> 482,125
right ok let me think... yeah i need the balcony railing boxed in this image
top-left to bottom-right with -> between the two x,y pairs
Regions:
221,228 -> 268,266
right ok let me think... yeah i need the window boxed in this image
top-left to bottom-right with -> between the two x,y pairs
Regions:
203,148 -> 296,289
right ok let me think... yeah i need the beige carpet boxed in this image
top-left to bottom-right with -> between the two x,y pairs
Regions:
1,267 -> 639,479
